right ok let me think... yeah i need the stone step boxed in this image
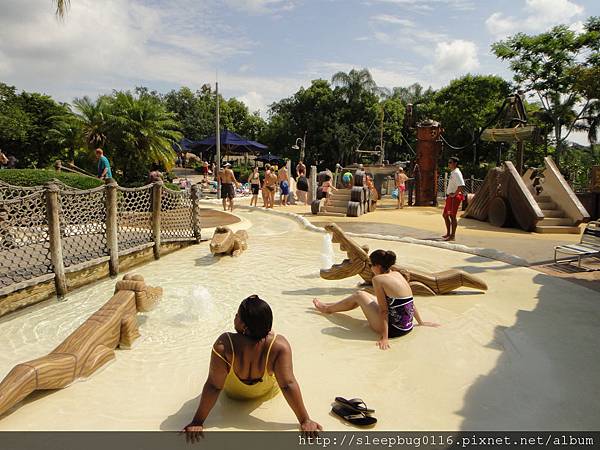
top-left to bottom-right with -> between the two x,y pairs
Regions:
324,205 -> 348,214
535,225 -> 581,234
330,192 -> 351,200
537,201 -> 557,210
329,199 -> 348,207
538,217 -> 574,226
541,209 -> 566,218
535,195 -> 552,203
317,211 -> 346,217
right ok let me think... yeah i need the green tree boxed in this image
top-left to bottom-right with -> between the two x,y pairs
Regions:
0,83 -> 30,148
46,109 -> 83,164
492,17 -> 600,166
429,74 -> 511,170
72,96 -> 110,149
105,91 -> 182,182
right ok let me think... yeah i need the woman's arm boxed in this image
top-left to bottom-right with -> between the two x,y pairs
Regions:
184,335 -> 229,434
413,306 -> 440,328
373,278 -> 390,350
273,337 -> 322,433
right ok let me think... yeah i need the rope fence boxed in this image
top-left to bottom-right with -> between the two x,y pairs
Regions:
0,180 -> 201,297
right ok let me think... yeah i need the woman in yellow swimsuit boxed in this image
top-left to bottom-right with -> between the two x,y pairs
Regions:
183,295 -> 321,439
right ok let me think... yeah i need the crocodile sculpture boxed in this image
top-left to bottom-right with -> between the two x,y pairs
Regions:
210,227 -> 248,257
0,274 -> 162,417
320,223 -> 488,296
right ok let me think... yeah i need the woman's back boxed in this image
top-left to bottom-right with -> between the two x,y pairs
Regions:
374,271 -> 412,299
218,332 -> 278,382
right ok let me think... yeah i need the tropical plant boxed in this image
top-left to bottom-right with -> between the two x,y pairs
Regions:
46,110 -> 83,163
105,91 -> 182,181
72,96 -> 109,149
492,16 -> 600,166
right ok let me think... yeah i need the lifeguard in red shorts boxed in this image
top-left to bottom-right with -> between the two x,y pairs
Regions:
442,157 -> 465,241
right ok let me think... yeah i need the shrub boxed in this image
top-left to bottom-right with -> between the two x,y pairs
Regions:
0,169 -> 103,190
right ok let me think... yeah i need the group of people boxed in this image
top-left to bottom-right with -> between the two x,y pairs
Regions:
217,160 -> 311,212
183,248 -> 438,439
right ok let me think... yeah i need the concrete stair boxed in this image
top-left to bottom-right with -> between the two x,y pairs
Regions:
532,194 -> 580,234
319,189 -> 351,216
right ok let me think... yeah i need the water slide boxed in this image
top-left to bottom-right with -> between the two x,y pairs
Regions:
464,157 -> 590,233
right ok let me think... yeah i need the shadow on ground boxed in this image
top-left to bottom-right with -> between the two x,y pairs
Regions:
161,394 -> 296,431
457,272 -> 600,430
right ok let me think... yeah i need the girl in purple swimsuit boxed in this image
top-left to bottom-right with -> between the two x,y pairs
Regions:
313,250 -> 439,350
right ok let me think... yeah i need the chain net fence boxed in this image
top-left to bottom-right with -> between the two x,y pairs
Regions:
0,191 -> 53,291
116,185 -> 154,252
59,187 -> 109,268
0,181 -> 199,297
161,187 -> 195,242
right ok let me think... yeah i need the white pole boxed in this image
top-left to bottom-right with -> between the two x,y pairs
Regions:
216,81 -> 221,197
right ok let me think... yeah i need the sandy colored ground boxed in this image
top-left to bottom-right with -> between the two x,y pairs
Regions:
0,207 -> 598,431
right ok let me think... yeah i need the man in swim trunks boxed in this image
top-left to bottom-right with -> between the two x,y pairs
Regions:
296,160 -> 306,177
278,164 -> 290,206
218,163 -> 239,212
263,166 -> 277,209
442,157 -> 465,241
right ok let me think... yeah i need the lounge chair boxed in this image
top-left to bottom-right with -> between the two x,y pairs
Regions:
554,221 -> 600,268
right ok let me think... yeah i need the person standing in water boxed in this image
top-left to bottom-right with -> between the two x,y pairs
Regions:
442,157 -> 465,241
218,163 -> 239,212
279,164 -> 290,206
313,250 -> 439,350
394,167 -> 408,209
248,166 -> 261,207
263,166 -> 277,209
183,295 -> 322,440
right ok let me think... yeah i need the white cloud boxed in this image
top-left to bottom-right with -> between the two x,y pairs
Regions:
238,91 -> 265,112
0,0 -> 302,111
371,14 -> 415,27
427,39 -> 480,80
486,0 -> 585,38
372,0 -> 475,12
224,0 -> 295,14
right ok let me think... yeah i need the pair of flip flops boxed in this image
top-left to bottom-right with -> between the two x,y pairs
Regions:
331,397 -> 377,426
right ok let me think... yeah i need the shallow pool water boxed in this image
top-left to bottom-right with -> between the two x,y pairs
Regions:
0,208 -> 599,431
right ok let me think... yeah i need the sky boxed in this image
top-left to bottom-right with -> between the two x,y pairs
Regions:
0,0 -> 598,118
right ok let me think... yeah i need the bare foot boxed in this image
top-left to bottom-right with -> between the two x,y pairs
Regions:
441,234 -> 449,239
443,236 -> 455,241
312,298 -> 330,313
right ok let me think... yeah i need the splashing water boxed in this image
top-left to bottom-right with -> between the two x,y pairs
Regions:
172,286 -> 215,324
321,233 -> 334,270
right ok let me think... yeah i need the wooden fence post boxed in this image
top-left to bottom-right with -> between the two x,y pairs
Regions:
152,181 -> 163,259
309,165 -> 317,203
45,182 -> 68,296
470,175 -> 474,194
105,179 -> 119,276
191,184 -> 202,243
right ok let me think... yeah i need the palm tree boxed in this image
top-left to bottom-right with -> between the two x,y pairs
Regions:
54,0 -> 70,18
331,69 -> 382,103
107,91 -> 182,178
72,96 -> 109,148
46,110 -> 83,163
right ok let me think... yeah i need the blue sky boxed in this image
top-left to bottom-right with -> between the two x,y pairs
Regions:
0,0 -> 598,115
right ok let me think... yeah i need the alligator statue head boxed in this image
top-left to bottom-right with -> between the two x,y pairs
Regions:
210,227 -> 248,257
320,223 -> 487,296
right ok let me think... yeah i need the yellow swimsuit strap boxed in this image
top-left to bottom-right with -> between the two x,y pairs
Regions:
211,333 -> 278,377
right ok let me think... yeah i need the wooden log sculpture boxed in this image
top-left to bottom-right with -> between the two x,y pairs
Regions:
209,226 -> 248,257
320,223 -> 488,296
0,274 -> 162,418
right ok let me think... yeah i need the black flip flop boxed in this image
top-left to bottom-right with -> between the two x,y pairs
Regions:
331,403 -> 377,427
334,397 -> 375,414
